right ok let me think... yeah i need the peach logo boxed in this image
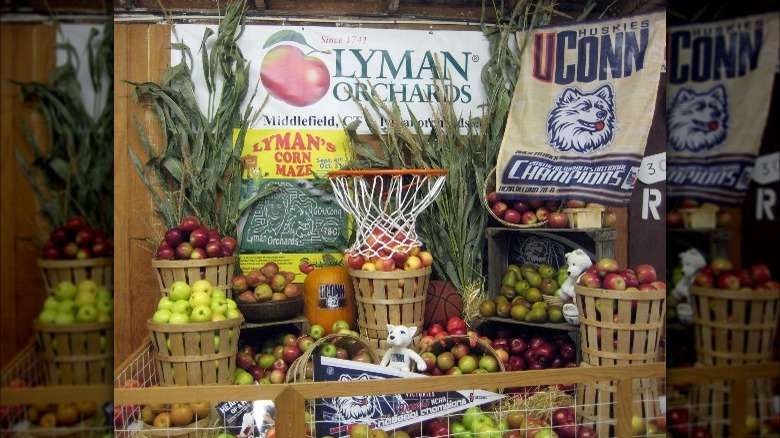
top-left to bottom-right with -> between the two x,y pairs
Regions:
260,30 -> 330,107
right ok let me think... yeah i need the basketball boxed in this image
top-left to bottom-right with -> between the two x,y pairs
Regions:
425,281 -> 463,327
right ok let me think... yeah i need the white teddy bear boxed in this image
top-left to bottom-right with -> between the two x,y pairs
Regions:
379,324 -> 427,373
557,248 -> 593,304
672,248 -> 707,302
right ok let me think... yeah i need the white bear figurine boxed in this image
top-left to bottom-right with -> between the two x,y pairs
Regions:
673,248 -> 707,302
557,248 -> 593,304
379,324 -> 427,373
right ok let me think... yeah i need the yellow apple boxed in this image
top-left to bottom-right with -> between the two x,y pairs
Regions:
191,280 -> 212,296
418,251 -> 433,268
361,262 -> 377,272
404,255 -> 422,271
189,290 -> 211,308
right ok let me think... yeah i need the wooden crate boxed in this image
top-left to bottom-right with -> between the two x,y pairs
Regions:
485,227 -> 616,300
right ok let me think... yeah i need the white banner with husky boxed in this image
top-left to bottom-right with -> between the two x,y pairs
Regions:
173,25 -> 491,134
666,12 -> 779,205
496,10 -> 666,206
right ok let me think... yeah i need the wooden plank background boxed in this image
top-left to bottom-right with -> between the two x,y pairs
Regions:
0,23 -> 57,368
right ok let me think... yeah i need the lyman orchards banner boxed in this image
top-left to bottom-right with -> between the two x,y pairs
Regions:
496,10 -> 666,206
313,356 -> 504,437
236,128 -> 351,281
666,12 -> 780,205
174,25 -> 491,134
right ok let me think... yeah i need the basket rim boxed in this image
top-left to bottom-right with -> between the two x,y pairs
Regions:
141,412 -> 212,434
37,257 -> 114,268
33,320 -> 113,332
285,333 -> 380,383
419,334 -> 506,372
483,166 -> 549,229
151,255 -> 236,268
574,284 -> 666,299
349,266 -> 431,279
147,315 -> 244,332
689,285 -> 780,300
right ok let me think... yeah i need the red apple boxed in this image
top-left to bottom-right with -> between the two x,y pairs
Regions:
595,258 -> 619,277
492,202 -> 509,219
565,199 -> 587,208
548,212 -> 569,228
535,207 -> 550,222
603,272 -> 626,290
619,269 -> 640,288
504,209 -> 522,224
521,210 -> 539,225
666,211 -> 684,228
513,200 -> 531,213
749,263 -> 772,283
179,216 -> 200,233
445,316 -> 467,333
261,45 -> 330,107
579,272 -> 602,288
717,271 -> 741,290
486,191 -> 499,205
635,264 -> 657,283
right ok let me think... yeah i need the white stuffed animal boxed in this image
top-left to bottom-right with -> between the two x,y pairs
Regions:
379,324 -> 427,373
673,248 -> 707,302
557,249 -> 593,304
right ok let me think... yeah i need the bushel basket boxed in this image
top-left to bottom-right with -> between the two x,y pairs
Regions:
575,285 -> 665,366
33,320 -> 113,385
147,316 -> 243,386
286,333 -> 379,383
38,257 -> 114,294
152,256 -> 236,299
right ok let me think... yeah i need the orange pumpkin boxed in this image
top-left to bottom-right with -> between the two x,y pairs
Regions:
302,265 -> 356,334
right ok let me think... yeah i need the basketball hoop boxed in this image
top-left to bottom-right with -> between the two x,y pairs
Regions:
328,169 -> 447,260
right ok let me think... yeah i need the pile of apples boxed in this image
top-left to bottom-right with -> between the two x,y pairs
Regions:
232,262 -> 301,303
418,336 -> 503,376
26,401 -> 100,429
37,279 -> 113,324
155,216 -> 237,261
234,320 -> 364,385
690,259 -> 778,291
139,400 -> 211,429
152,280 -> 241,324
42,215 -> 113,260
479,263 -> 568,324
486,194 -> 563,226
336,227 -> 433,273
577,258 -> 665,291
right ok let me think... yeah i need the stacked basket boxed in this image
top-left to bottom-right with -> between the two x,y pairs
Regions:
574,284 -> 666,437
35,258 -> 114,386
688,285 -> 780,436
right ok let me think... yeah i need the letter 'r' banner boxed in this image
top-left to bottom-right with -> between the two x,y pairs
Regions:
497,10 -> 666,206
666,13 -> 779,205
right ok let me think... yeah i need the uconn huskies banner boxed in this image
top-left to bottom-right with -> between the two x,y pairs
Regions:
666,13 -> 779,205
497,11 -> 666,206
313,356 -> 504,437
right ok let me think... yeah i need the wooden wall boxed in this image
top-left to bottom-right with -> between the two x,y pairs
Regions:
0,24 -> 57,368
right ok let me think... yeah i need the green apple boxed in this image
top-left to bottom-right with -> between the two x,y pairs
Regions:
190,305 -> 213,323
319,343 -> 338,358
331,320 -> 350,333
99,335 -> 106,351
54,281 -> 78,301
191,279 -> 212,296
152,309 -> 173,324
171,300 -> 192,315
57,299 -> 77,314
54,312 -> 76,325
169,312 -> 190,324
309,324 -> 326,340
462,407 -> 483,430
38,309 -> 58,324
213,335 -> 221,351
211,288 -> 227,300
169,281 -> 192,302
43,296 -> 60,311
470,414 -> 494,434
96,298 -> 113,314
210,297 -> 229,315
225,307 -> 240,320
76,305 -> 98,322
157,296 -> 176,311
226,298 -> 237,309
211,312 -> 227,322
189,290 -> 211,308
234,369 -> 254,385
77,279 -> 99,296
75,290 -> 97,307
97,288 -> 112,301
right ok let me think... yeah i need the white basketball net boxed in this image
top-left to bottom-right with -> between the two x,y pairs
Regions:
329,171 -> 447,259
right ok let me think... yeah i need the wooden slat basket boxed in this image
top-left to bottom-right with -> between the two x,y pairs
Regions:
689,285 -> 780,366
146,316 -> 243,386
152,256 -> 236,299
576,363 -> 661,438
575,285 -> 666,366
38,257 -> 114,294
33,320 -> 113,386
418,334 -> 505,374
286,333 -> 380,383
350,267 -> 431,355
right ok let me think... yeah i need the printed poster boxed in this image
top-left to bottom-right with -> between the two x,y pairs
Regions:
313,356 -> 504,437
666,12 -> 779,205
496,10 -> 666,206
174,25 -> 491,134
237,128 -> 351,281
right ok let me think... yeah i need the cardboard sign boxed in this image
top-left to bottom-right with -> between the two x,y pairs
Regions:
237,128 -> 351,280
496,10 -> 666,206
173,25 -> 491,134
313,356 -> 504,437
666,12 -> 780,205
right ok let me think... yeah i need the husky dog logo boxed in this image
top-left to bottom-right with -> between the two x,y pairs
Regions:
667,85 -> 728,152
331,375 -> 382,421
325,295 -> 340,309
547,84 -> 617,154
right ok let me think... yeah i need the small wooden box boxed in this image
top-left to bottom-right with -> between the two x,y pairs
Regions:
562,206 -> 604,229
